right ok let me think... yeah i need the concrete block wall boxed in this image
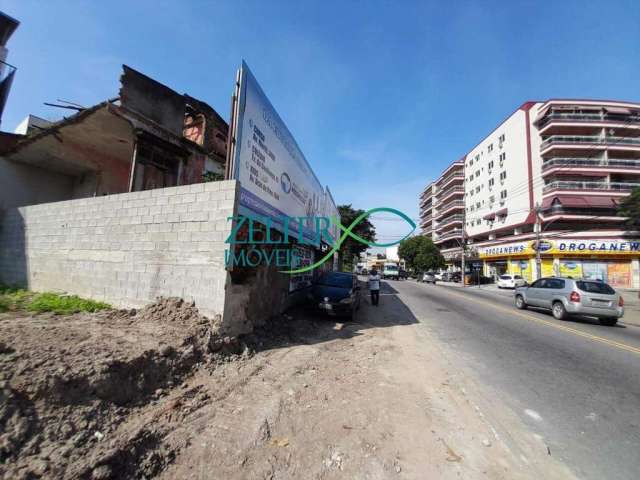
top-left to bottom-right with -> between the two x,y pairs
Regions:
0,180 -> 239,320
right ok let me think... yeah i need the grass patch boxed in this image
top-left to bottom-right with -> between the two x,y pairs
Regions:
0,285 -> 111,314
28,293 -> 111,315
0,285 -> 32,312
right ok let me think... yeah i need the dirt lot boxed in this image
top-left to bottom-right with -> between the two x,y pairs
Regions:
1,295 -> 574,479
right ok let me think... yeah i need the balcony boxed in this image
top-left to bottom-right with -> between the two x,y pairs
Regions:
435,200 -> 464,218
420,214 -> 433,226
541,135 -> 640,152
436,214 -> 464,230
543,181 -> 640,193
542,157 -> 640,170
420,186 -> 434,200
420,195 -> 433,208
434,229 -> 464,243
537,112 -> 640,130
436,172 -> 464,190
436,187 -> 465,204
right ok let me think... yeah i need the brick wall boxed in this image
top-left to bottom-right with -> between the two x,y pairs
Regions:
0,181 -> 238,323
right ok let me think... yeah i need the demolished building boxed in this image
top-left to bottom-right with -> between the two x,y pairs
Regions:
0,65 -> 228,209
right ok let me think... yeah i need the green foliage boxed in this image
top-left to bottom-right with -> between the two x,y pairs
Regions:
28,293 -> 111,314
398,235 -> 445,273
0,285 -> 31,312
336,204 -> 376,271
618,187 -> 640,227
203,171 -> 225,182
0,285 -> 111,314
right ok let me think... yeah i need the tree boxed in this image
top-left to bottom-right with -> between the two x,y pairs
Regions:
618,187 -> 640,228
398,235 -> 445,273
336,204 -> 376,271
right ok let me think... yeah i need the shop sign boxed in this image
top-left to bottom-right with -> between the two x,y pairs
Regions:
479,239 -> 640,258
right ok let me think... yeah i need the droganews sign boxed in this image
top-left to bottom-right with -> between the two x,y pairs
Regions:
478,239 -> 640,258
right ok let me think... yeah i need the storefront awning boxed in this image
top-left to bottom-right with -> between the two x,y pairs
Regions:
542,195 -> 619,209
483,212 -> 496,221
495,208 -> 508,217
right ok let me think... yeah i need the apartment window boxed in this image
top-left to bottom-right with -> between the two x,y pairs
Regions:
489,195 -> 495,203
476,201 -> 481,209
488,160 -> 494,170
475,170 -> 480,178
469,190 -> 473,196
488,143 -> 494,153
500,189 -> 507,199
470,159 -> 474,166
500,171 -> 507,181
475,154 -> 480,162
499,134 -> 505,142
475,186 -> 480,193
488,178 -> 495,187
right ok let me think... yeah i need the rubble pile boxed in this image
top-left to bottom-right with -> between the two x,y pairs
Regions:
0,297 -> 235,480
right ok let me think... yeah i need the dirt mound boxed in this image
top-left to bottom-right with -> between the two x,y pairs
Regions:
0,297 -> 238,480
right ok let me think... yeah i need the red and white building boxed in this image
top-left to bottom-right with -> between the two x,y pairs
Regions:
419,99 -> 640,288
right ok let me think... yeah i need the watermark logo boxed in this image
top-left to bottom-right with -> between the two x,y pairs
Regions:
280,172 -> 292,194
224,207 -> 415,274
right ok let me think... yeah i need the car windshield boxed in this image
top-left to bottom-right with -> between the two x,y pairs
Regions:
317,273 -> 353,289
385,265 -> 398,271
576,281 -> 615,295
500,275 -> 511,280
514,275 -> 523,279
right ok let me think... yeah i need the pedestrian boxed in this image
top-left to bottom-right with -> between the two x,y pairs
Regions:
369,268 -> 381,306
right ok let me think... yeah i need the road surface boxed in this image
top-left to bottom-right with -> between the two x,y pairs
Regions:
384,279 -> 640,480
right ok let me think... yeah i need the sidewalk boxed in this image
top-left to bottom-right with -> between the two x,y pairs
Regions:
433,280 -> 640,328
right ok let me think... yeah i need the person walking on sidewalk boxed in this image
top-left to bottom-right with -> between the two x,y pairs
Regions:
369,269 -> 381,306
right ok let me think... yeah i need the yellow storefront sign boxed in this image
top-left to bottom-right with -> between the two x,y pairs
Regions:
478,239 -> 640,259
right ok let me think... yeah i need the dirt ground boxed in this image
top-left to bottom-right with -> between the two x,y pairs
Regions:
1,295 -> 575,479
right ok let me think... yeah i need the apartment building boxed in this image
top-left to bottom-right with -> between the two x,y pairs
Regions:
419,160 -> 465,268
420,99 -> 640,288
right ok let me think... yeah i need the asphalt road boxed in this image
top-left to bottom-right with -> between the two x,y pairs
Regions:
384,279 -> 640,480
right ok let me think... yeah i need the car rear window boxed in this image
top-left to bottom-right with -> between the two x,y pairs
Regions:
500,275 -> 511,280
514,275 -> 523,279
576,281 -> 615,295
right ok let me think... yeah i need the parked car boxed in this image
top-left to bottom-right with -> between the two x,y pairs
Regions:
434,272 -> 443,281
514,277 -> 624,326
399,269 -> 409,280
450,272 -> 462,283
497,274 -> 527,289
309,272 -> 361,319
422,272 -> 437,284
441,272 -> 453,282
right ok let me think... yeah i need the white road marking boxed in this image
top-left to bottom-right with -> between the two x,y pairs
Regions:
524,409 -> 543,422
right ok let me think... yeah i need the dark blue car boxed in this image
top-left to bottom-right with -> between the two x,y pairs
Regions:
309,271 -> 361,319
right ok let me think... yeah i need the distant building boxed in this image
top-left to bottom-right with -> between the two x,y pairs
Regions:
420,99 -> 640,288
0,65 -> 228,209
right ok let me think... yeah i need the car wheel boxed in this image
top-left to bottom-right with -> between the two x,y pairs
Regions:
515,295 -> 527,310
599,317 -> 618,327
552,301 -> 567,320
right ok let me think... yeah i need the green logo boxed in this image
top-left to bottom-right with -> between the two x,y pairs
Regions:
224,207 -> 416,274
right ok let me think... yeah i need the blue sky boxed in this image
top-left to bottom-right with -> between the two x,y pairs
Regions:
2,0 -> 639,242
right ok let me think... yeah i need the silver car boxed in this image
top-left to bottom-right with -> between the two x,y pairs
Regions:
514,277 -> 624,326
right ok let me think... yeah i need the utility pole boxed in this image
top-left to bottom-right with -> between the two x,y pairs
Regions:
534,203 -> 542,280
